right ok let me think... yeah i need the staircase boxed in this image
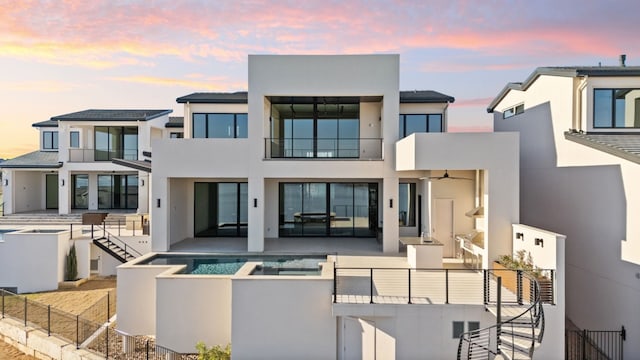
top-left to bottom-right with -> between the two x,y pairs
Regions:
92,226 -> 143,263
0,212 -> 82,225
457,271 -> 546,360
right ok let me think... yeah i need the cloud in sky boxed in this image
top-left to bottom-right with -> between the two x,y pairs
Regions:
1,1 -> 636,68
0,0 -> 638,158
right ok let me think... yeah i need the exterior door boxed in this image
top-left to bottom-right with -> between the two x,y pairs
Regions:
340,317 -> 376,360
45,174 -> 58,209
434,198 -> 454,257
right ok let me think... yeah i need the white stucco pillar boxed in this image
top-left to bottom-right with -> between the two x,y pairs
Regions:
137,171 -> 149,214
1,170 -> 13,215
58,169 -> 70,215
151,176 -> 169,252
247,176 -> 265,252
88,173 -> 98,210
382,176 -> 400,253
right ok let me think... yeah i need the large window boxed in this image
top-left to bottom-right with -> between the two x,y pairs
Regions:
270,98 -> 360,158
192,113 -> 248,138
399,114 -> 443,138
95,126 -> 138,161
279,182 -> 378,237
43,131 -> 58,150
594,88 -> 640,128
98,174 -> 138,209
194,182 -> 248,237
398,183 -> 416,227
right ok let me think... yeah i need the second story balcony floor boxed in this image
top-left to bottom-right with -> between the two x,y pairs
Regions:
265,137 -> 383,160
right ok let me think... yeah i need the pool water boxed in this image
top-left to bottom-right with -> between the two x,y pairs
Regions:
141,254 -> 326,275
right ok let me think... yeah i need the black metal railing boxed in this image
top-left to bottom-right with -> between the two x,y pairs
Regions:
333,267 -> 485,305
566,327 -> 625,360
457,270 -> 547,360
92,225 -> 144,262
265,137 -> 383,160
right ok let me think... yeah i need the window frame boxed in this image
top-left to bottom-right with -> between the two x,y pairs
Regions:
192,113 -> 248,138
399,114 -> 443,138
70,131 -> 80,148
398,182 -> 416,227
43,131 -> 58,150
593,88 -> 640,129
502,103 -> 525,119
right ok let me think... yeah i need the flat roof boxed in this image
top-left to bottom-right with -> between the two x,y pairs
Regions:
176,92 -> 248,104
488,66 -> 640,113
165,116 -> 184,128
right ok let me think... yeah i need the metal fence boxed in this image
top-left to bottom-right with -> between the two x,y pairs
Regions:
0,289 -> 195,359
566,327 -> 626,360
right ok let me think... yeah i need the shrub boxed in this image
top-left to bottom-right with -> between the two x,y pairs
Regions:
498,249 -> 542,278
65,243 -> 78,281
196,341 -> 231,360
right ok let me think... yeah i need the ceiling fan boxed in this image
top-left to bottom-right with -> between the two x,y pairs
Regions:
428,170 -> 473,181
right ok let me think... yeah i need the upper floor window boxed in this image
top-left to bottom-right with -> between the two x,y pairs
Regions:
399,114 -> 443,138
193,113 -> 248,138
70,131 -> 80,148
170,132 -> 184,139
594,88 -> 640,128
503,104 -> 524,119
95,126 -> 138,161
43,131 -> 58,150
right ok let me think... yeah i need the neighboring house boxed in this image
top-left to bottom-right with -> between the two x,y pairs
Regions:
490,62 -> 640,358
0,109 -> 172,216
117,55 -> 564,359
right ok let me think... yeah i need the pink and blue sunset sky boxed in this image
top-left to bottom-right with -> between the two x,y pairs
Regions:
0,0 -> 637,159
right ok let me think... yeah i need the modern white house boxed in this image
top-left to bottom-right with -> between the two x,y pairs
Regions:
490,60 -> 639,358
116,55 -> 565,359
0,109 -> 173,216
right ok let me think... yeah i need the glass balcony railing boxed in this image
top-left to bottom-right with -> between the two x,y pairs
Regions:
264,138 -> 383,160
68,149 -> 138,162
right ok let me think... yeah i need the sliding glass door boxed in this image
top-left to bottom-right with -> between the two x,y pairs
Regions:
72,174 -> 89,209
279,182 -> 378,237
97,174 -> 138,210
194,182 -> 248,237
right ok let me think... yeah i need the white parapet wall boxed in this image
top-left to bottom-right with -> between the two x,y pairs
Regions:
0,228 -> 85,293
512,223 -> 566,359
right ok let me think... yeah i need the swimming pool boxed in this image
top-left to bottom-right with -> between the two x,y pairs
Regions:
0,230 -> 17,241
140,254 -> 327,275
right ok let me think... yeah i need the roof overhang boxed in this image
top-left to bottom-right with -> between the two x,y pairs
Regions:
565,131 -> 640,165
112,158 -> 152,173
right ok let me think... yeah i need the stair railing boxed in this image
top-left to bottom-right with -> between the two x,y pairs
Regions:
93,224 -> 143,260
457,270 -> 545,360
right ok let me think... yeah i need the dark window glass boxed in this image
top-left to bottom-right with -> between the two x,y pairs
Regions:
453,321 -> 465,339
192,113 -> 248,138
427,114 -> 443,132
94,126 -> 137,161
593,88 -> 640,128
70,131 -> 80,148
97,174 -> 138,209
194,182 -> 248,237
43,131 -> 58,149
72,174 -> 88,209
399,183 -> 416,227
279,182 -> 377,237
468,321 -> 480,332
399,114 -> 444,138
193,114 -> 207,138
270,99 -> 360,158
236,114 -> 248,138
594,89 -> 613,128
170,132 -> 184,138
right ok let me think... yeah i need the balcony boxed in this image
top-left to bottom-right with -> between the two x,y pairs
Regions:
264,138 -> 382,160
68,148 -> 138,162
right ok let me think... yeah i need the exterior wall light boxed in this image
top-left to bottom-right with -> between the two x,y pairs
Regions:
516,232 -> 524,240
535,238 -> 544,247
389,199 -> 393,208
253,198 -> 258,208
140,179 -> 145,186
60,179 -> 65,186
157,199 -> 161,208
